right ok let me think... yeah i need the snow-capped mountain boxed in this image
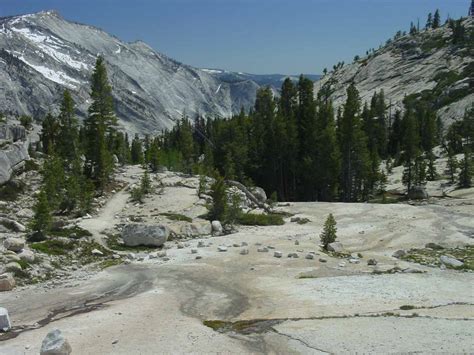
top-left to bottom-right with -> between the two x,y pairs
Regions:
0,11 -> 261,134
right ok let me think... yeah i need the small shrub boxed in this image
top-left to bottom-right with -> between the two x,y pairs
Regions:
159,213 -> 192,222
237,213 -> 284,226
400,305 -> 416,310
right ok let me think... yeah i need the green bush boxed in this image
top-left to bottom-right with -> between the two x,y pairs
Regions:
237,213 -> 285,226
31,239 -> 75,255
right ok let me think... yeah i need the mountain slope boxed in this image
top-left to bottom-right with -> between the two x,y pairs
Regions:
314,17 -> 473,128
0,11 -> 260,134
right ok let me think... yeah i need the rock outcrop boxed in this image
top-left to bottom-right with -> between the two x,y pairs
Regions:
0,140 -> 29,185
314,18 -> 473,129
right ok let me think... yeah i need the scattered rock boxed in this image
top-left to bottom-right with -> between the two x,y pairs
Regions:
0,218 -> 26,232
40,328 -> 72,355
403,268 -> 424,274
0,273 -> 16,291
233,243 -> 240,248
327,242 -> 344,253
218,246 -> 228,252
257,247 -> 269,253
91,249 -> 104,256
240,249 -> 249,255
241,242 -> 248,247
319,258 -> 327,263
191,249 -> 198,254
112,339 -> 119,345
294,240 -> 300,246
3,237 -> 25,252
440,255 -> 464,268
305,253 -> 314,260
177,242 -> 184,249
392,250 -> 406,258
367,259 -> 378,266
157,251 -> 167,258
288,253 -> 299,258
197,241 -> 205,248
195,255 -> 202,260
0,307 -> 11,331
348,257 -> 360,264
122,224 -> 169,247
338,262 -> 346,267
274,251 -> 282,258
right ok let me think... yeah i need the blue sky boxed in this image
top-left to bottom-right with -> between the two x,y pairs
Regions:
0,0 -> 470,74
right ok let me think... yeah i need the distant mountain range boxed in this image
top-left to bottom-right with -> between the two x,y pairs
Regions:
202,69 -> 321,91
0,11 -> 319,134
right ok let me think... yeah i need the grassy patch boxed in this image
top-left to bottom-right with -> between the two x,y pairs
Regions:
24,159 -> 40,172
159,212 -> 192,222
401,245 -> 474,271
77,241 -> 112,264
49,226 -> 93,239
98,258 -> 123,269
238,213 -> 285,226
31,239 -> 75,255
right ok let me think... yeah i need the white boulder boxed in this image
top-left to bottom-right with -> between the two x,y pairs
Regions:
122,224 -> 169,247
0,307 -> 11,331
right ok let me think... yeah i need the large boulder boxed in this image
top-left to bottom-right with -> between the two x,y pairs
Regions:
0,307 -> 11,331
180,222 -> 212,238
18,249 -> 35,263
327,242 -> 344,253
40,329 -> 72,355
211,220 -> 223,234
3,237 -> 25,252
0,273 -> 15,291
121,224 -> 169,247
251,187 -> 267,203
408,186 -> 428,200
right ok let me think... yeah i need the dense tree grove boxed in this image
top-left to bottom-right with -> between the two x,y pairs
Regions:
153,76 -> 472,202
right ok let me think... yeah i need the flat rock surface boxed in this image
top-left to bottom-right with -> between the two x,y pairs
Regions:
0,166 -> 473,354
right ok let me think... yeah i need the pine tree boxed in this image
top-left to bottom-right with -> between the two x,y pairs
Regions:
41,113 -> 59,154
57,90 -> 79,164
320,213 -> 337,250
433,9 -> 441,29
426,13 -> 433,29
84,56 -> 117,190
30,189 -> 52,235
459,149 -> 472,188
401,107 -> 420,193
338,83 -> 370,201
209,175 -> 228,222
131,134 -> 144,164
426,150 -> 438,181
42,154 -> 66,211
446,150 -> 458,184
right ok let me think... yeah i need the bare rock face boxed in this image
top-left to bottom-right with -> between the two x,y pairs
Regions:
0,273 -> 16,292
122,224 -> 169,247
40,329 -> 72,355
